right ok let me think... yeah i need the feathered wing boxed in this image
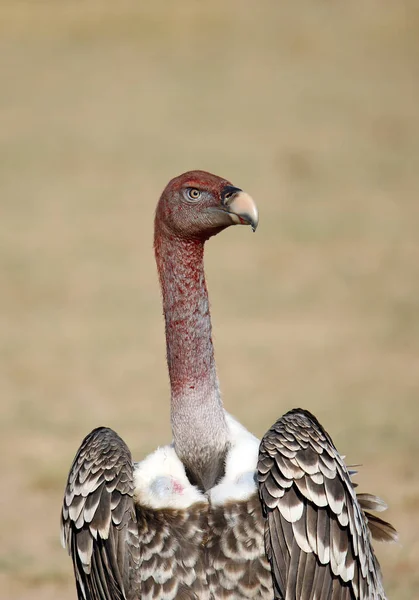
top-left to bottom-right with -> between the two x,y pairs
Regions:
61,427 -> 141,600
257,409 -> 397,600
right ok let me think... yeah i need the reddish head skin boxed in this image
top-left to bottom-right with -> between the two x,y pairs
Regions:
155,170 -> 237,241
154,170 -> 257,491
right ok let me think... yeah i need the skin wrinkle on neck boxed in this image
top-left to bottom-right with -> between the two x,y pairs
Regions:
154,227 -> 228,491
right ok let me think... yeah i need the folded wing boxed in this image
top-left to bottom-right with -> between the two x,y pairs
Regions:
61,427 -> 140,600
258,409 -> 397,600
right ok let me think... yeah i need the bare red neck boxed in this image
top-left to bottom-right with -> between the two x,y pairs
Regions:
154,224 -> 228,491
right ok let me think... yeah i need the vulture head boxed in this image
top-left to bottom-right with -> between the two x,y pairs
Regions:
155,170 -> 258,240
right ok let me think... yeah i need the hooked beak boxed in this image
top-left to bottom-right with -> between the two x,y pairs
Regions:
221,185 -> 259,232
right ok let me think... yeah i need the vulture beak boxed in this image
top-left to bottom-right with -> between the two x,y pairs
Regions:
221,186 -> 259,232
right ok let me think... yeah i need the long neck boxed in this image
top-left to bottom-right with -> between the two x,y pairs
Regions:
154,227 -> 229,491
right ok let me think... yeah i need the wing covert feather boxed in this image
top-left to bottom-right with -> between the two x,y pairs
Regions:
61,427 -> 140,600
258,409 -> 396,600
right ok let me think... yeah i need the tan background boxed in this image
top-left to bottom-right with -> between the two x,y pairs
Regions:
1,1 -> 418,598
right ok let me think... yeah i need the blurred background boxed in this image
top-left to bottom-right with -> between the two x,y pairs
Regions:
1,1 -> 418,598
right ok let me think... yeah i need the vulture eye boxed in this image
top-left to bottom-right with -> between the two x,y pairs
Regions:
186,188 -> 201,201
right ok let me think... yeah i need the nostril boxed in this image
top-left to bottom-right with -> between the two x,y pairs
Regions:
221,185 -> 242,204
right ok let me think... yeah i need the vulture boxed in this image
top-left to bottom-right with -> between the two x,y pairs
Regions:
61,170 -> 397,600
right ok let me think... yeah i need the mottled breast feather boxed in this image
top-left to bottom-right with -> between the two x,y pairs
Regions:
257,408 -> 396,600
206,495 -> 273,600
135,503 -> 209,600
134,495 -> 273,600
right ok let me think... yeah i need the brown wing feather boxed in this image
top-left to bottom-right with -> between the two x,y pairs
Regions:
61,427 -> 140,600
258,409 -> 396,600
